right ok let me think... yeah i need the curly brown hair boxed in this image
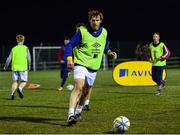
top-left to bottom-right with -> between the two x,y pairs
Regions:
88,10 -> 103,21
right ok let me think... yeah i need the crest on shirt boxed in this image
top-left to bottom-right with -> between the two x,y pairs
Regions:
92,42 -> 101,48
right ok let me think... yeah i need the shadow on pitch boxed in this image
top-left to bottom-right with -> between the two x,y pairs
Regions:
105,91 -> 153,95
1,104 -> 68,109
0,97 -> 12,100
103,131 -> 117,134
0,116 -> 65,125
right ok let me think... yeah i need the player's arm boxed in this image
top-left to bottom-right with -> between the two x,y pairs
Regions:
159,44 -> 171,61
4,51 -> 12,70
58,48 -> 64,64
64,31 -> 82,69
148,45 -> 152,62
147,47 -> 151,61
104,37 -> 117,60
27,48 -> 31,70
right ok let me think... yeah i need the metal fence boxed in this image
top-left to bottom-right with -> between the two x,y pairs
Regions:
1,40 -> 180,71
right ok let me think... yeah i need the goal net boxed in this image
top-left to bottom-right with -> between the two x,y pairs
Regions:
33,46 -> 61,71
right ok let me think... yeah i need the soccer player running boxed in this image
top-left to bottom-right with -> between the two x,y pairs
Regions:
4,34 -> 31,100
149,32 -> 170,95
75,22 -> 91,111
57,36 -> 71,91
64,10 -> 117,126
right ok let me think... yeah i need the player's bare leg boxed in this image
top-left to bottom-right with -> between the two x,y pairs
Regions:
67,79 -> 84,125
11,81 -> 18,100
75,85 -> 92,120
17,81 -> 26,98
83,87 -> 92,111
78,86 -> 91,106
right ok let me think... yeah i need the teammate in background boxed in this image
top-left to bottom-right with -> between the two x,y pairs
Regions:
57,36 -> 71,91
4,34 -> 31,100
75,22 -> 85,32
149,32 -> 170,95
141,43 -> 151,61
135,43 -> 142,60
75,22 -> 91,111
135,41 -> 151,61
64,10 -> 117,126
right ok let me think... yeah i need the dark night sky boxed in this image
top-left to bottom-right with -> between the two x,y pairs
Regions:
0,0 -> 180,44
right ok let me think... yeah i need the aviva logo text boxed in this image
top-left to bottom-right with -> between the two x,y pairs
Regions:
113,61 -> 166,86
119,69 -> 152,77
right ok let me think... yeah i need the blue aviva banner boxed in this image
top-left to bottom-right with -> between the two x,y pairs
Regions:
113,61 -> 166,86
